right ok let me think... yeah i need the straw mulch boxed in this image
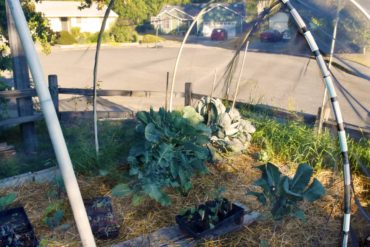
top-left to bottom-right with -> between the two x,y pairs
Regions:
1,150 -> 369,247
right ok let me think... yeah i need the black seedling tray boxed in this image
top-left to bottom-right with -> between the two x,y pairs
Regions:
0,207 -> 38,247
85,197 -> 120,239
176,201 -> 244,239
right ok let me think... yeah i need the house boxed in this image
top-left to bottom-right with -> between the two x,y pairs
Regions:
151,2 -> 246,38
35,1 -> 119,33
269,12 -> 289,32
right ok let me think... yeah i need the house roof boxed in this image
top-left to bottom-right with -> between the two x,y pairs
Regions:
35,1 -> 119,18
156,2 -> 246,19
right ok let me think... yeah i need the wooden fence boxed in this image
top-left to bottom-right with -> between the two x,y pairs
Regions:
0,76 -> 201,127
0,75 -> 369,140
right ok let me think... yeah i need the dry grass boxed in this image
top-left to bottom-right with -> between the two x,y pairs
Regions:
341,52 -> 370,68
1,149 -> 369,247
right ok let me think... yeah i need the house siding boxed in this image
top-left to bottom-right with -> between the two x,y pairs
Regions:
46,16 -> 117,33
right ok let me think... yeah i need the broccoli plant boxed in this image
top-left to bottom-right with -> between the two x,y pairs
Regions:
113,107 -> 211,206
248,163 -> 326,220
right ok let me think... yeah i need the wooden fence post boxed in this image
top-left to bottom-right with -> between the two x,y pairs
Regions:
6,1 -> 37,153
185,82 -> 192,106
48,75 -> 59,116
165,72 -> 169,110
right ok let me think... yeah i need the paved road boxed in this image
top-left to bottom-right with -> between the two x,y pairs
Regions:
38,44 -> 370,128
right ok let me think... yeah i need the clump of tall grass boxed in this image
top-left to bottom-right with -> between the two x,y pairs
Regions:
240,107 -> 370,172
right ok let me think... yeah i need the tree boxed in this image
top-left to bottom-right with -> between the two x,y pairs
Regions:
0,0 -> 55,73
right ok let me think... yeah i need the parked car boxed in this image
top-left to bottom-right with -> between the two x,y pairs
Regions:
260,29 -> 282,42
211,28 -> 228,41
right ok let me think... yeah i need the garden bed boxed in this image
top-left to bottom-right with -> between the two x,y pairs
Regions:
0,151 -> 369,246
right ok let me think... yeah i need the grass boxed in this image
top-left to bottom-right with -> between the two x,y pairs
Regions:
239,106 -> 370,172
0,119 -> 136,179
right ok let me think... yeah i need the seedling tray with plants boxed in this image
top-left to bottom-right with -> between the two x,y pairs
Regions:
85,196 -> 120,239
0,207 -> 38,247
176,198 -> 244,239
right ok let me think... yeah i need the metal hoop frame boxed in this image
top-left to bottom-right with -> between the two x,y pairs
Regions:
169,1 -> 352,245
281,1 -> 351,245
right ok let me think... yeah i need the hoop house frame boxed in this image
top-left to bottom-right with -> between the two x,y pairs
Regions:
280,1 -> 352,246
169,1 -> 352,246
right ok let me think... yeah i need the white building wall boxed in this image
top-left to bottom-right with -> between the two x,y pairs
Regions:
46,16 -> 117,33
48,17 -> 63,32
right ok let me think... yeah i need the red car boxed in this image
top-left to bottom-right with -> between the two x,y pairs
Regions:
211,28 -> 228,41
260,29 -> 282,42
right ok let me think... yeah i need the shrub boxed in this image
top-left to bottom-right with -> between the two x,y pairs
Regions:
88,31 -> 112,43
110,18 -> 138,43
142,34 -> 164,44
112,107 -> 211,206
56,31 -> 76,45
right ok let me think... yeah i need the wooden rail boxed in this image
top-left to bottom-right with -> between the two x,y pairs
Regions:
0,75 -> 368,140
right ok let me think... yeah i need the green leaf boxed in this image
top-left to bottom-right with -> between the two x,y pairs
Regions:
283,177 -> 303,199
247,191 -> 267,205
292,209 -> 305,221
259,240 -> 270,247
0,193 -> 16,210
136,111 -> 149,124
143,184 -> 171,206
132,194 -> 145,206
145,123 -> 161,142
261,163 -> 281,190
112,184 -> 132,197
303,178 -> 326,202
290,163 -> 313,193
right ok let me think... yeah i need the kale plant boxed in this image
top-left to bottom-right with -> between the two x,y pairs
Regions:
248,163 -> 326,220
113,107 -> 211,206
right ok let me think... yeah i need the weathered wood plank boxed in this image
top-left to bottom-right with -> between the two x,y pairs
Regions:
59,111 -> 134,121
0,167 -> 60,189
0,142 -> 16,158
58,88 -> 186,98
185,82 -> 192,106
6,1 -> 37,153
0,114 -> 43,127
0,89 -> 37,98
112,207 -> 260,247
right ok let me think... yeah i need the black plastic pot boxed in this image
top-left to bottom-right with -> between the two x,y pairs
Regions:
176,199 -> 244,239
85,197 -> 120,239
0,207 -> 38,247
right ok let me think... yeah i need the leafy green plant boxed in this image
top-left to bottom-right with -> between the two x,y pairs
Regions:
43,202 -> 64,229
180,198 -> 234,230
56,31 -> 77,45
248,163 -> 326,220
112,107 -> 211,206
240,106 -> 369,171
0,193 -> 16,211
141,34 -> 164,44
110,18 -> 138,43
195,97 -> 256,154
